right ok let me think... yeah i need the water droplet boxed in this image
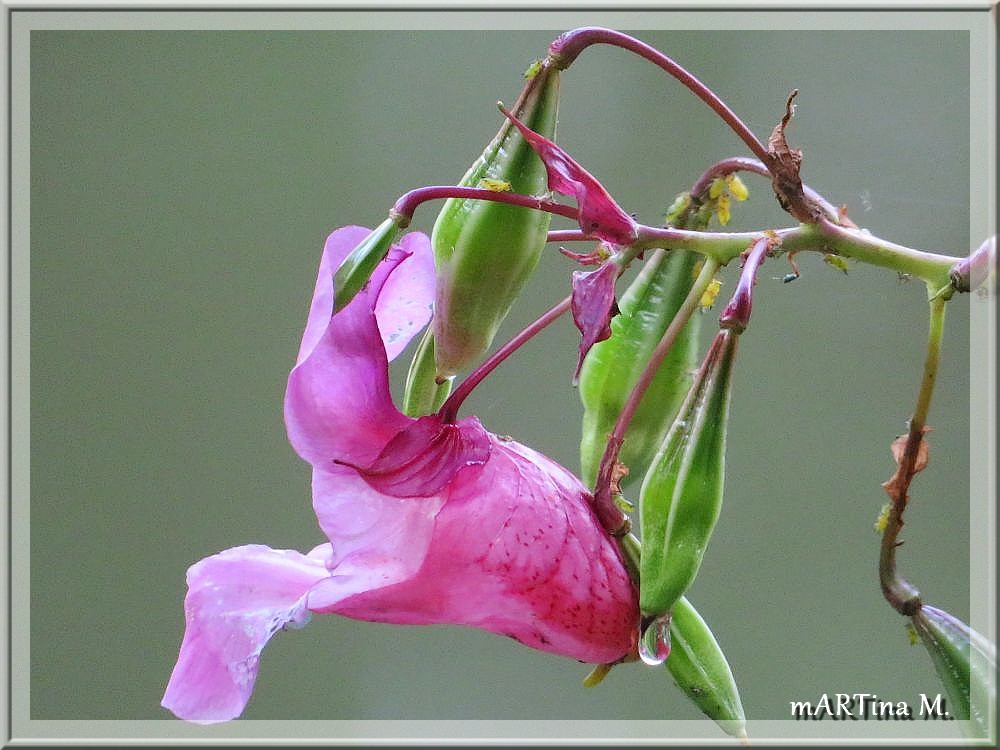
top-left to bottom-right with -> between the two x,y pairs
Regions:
638,613 -> 672,666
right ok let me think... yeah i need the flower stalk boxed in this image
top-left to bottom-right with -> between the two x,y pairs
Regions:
437,295 -> 572,424
879,294 -> 947,616
547,27 -> 771,165
392,185 -> 580,226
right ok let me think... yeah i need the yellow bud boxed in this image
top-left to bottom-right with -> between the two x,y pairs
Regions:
582,663 -> 613,687
824,253 -> 850,274
727,174 -> 749,201
874,502 -> 891,533
716,195 -> 731,226
708,177 -> 726,200
700,277 -> 723,309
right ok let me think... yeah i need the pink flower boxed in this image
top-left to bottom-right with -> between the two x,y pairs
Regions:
161,226 -> 638,724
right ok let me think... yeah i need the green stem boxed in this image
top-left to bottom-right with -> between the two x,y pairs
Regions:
879,294 -> 947,616
634,221 -> 958,292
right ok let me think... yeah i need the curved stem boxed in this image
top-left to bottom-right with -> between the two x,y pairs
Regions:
879,295 -> 947,615
438,296 -> 572,423
688,156 -> 842,223
548,28 -> 771,166
391,186 -> 579,225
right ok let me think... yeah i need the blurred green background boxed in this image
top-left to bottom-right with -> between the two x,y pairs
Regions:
29,25 -> 974,731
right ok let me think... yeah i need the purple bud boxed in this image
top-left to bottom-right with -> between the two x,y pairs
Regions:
719,237 -> 775,333
950,236 -> 996,293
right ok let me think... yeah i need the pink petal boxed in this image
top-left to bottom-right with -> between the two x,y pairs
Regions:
161,544 -> 331,724
570,262 -> 619,383
375,231 -> 436,361
307,467 -> 445,608
298,226 -> 434,366
500,105 -> 638,246
343,415 -> 492,497
284,242 -> 413,468
308,434 -> 638,664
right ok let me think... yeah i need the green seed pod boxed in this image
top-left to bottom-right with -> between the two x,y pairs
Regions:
911,604 -> 996,737
431,64 -> 560,377
577,247 -> 701,488
667,595 -> 747,739
639,329 -> 738,617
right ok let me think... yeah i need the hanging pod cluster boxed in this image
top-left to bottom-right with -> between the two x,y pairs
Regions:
429,62 -> 562,380
576,208 -> 747,735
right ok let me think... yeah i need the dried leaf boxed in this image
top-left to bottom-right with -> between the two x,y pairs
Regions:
767,90 -> 822,223
890,427 -> 931,475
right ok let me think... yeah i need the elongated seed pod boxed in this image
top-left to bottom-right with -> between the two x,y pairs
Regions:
911,604 -> 997,737
667,595 -> 747,739
431,64 -> 561,377
578,247 -> 701,487
639,329 -> 738,617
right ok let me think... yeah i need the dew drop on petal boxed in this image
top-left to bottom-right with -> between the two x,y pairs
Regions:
638,613 -> 672,666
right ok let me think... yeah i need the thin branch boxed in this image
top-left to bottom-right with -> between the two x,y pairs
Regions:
879,295 -> 947,616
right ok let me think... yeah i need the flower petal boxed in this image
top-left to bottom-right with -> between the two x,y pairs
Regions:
284,241 -> 414,468
298,225 -> 434,367
344,415 -> 491,497
571,262 -> 619,383
307,435 -> 637,664
161,544 -> 331,724
375,231 -> 436,361
499,105 -> 637,245
306,467 -> 445,609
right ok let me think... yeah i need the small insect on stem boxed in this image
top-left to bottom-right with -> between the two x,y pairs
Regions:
783,251 -> 801,283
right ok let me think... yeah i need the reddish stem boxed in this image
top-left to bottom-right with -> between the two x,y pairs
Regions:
391,186 -> 580,225
438,296 -> 572,424
548,28 -> 771,166
589,260 -> 719,535
547,229 -> 592,243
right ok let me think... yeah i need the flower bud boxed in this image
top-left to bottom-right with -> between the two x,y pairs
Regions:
638,329 -> 738,617
667,596 -> 747,739
911,604 -> 996,737
950,236 -> 996,294
432,64 -> 561,377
